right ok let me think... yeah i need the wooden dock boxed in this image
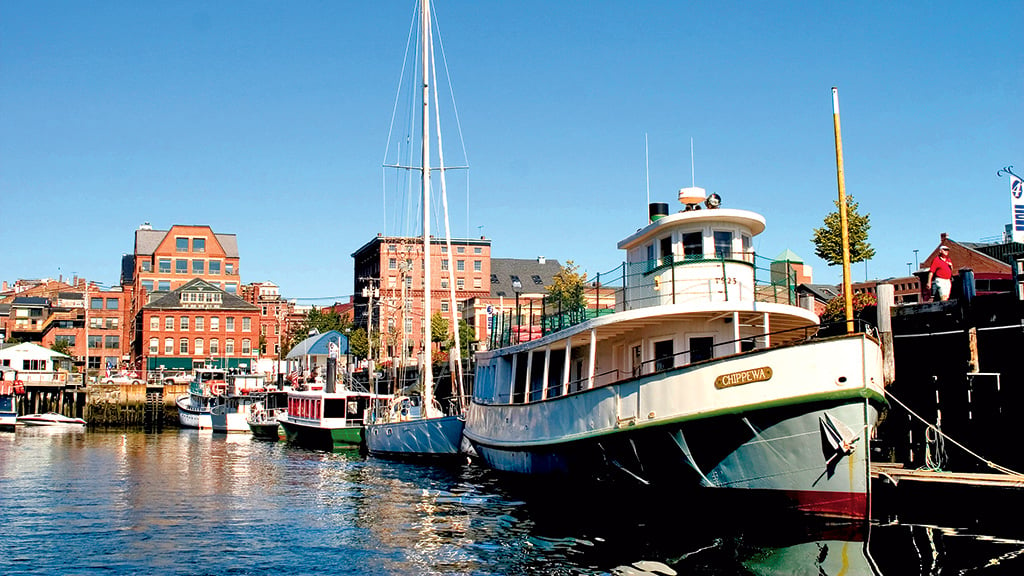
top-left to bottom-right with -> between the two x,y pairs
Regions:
872,462 -> 1024,489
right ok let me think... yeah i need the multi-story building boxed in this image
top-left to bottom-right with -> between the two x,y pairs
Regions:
121,223 -> 243,371
136,278 -> 260,372
351,235 -> 492,365
239,281 -> 295,366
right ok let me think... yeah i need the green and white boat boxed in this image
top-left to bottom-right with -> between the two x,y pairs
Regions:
278,386 -> 390,452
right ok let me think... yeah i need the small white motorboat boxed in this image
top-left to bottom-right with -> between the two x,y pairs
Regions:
17,412 -> 87,427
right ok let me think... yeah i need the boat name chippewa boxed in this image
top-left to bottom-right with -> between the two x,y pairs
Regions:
714,367 -> 773,389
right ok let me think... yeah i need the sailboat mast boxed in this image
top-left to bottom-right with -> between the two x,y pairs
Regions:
420,0 -> 434,407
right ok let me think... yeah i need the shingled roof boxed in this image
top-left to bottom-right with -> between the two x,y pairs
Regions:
489,258 -> 562,297
143,278 -> 257,311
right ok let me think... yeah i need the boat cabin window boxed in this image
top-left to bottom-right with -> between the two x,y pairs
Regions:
741,234 -> 753,261
689,337 -> 715,363
714,231 -> 733,259
631,345 -> 642,376
659,236 -> 673,262
512,352 -> 528,403
682,232 -> 703,260
528,350 -> 545,402
324,399 -> 347,419
654,339 -> 674,372
547,348 -> 566,398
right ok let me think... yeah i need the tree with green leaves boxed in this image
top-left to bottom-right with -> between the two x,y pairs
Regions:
51,340 -> 73,357
811,195 -> 875,266
282,306 -> 354,355
449,319 -> 477,358
348,327 -> 368,360
546,260 -> 588,312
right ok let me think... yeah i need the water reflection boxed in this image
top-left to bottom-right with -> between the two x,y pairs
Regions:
2,430 -> 1024,575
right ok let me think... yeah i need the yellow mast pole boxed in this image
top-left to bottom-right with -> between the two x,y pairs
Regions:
832,87 -> 854,334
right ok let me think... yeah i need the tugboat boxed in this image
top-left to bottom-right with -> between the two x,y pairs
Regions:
463,187 -> 886,520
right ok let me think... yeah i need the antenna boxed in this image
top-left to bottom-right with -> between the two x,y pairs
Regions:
645,133 -> 650,207
690,137 -> 695,187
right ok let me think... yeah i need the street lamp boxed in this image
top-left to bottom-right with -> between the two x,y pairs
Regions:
906,262 -> 912,275
512,279 -> 522,344
913,249 -> 920,269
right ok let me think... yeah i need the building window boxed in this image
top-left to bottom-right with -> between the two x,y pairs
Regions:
209,261 -> 221,275
225,283 -> 237,294
175,259 -> 188,274
441,301 -> 450,313
176,237 -> 189,252
474,260 -> 482,272
226,317 -> 235,331
490,274 -> 498,284
457,279 -> 465,290
105,336 -> 119,349
226,263 -> 235,275
179,338 -> 189,354
532,275 -> 543,285
389,258 -> 397,270
164,338 -> 174,355
165,317 -> 174,330
105,298 -> 119,310
159,259 -> 171,273
193,260 -> 205,274
441,279 -> 449,289
474,278 -> 482,289
141,260 -> 152,272
242,318 -> 251,332
180,316 -> 189,331
474,247 -> 482,254
142,280 -> 154,292
151,317 -> 160,331
55,334 -> 76,347
457,260 -> 465,272
226,339 -> 235,355
193,238 -> 205,253
404,318 -> 413,335
241,339 -> 251,355
149,338 -> 158,354
195,338 -> 204,355
457,246 -> 465,253
211,317 -> 220,331
195,317 -> 204,331
90,298 -> 103,310
210,339 -> 219,355
387,318 -> 395,331
158,281 -> 170,291
441,259 -> 449,271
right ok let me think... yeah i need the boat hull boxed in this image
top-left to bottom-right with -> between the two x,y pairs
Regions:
16,413 -> 87,427
278,417 -> 363,452
248,420 -> 283,441
1,404 -> 15,432
465,334 -> 884,520
176,394 -> 212,430
365,415 -> 465,458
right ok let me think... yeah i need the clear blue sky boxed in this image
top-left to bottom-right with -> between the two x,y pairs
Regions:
2,1 -> 1021,302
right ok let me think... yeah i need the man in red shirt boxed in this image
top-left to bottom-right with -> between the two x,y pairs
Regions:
927,245 -> 953,301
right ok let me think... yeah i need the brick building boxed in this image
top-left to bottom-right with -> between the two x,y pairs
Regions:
136,278 -> 260,372
351,235 -> 492,366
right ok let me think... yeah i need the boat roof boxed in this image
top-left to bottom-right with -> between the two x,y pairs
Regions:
480,300 -> 819,358
617,208 -> 766,251
286,330 -> 349,359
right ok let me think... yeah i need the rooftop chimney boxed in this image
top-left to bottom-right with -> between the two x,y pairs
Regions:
537,256 -> 546,264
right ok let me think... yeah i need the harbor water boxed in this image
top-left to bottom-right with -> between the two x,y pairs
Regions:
2,429 -> 1023,575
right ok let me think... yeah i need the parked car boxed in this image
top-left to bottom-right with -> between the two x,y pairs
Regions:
102,373 -> 143,386
159,371 -> 193,386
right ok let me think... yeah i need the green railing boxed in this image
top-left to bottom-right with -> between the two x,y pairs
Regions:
488,251 -> 805,349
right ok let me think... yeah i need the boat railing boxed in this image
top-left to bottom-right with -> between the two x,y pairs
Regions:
487,252 -> 809,349
504,319 -> 877,405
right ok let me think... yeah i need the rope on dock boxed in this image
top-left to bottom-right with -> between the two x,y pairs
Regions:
884,388 -> 1024,479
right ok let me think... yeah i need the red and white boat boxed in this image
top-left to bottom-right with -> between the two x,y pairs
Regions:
17,412 -> 87,427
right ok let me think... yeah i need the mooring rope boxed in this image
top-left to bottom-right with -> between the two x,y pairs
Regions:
884,388 -> 1024,478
